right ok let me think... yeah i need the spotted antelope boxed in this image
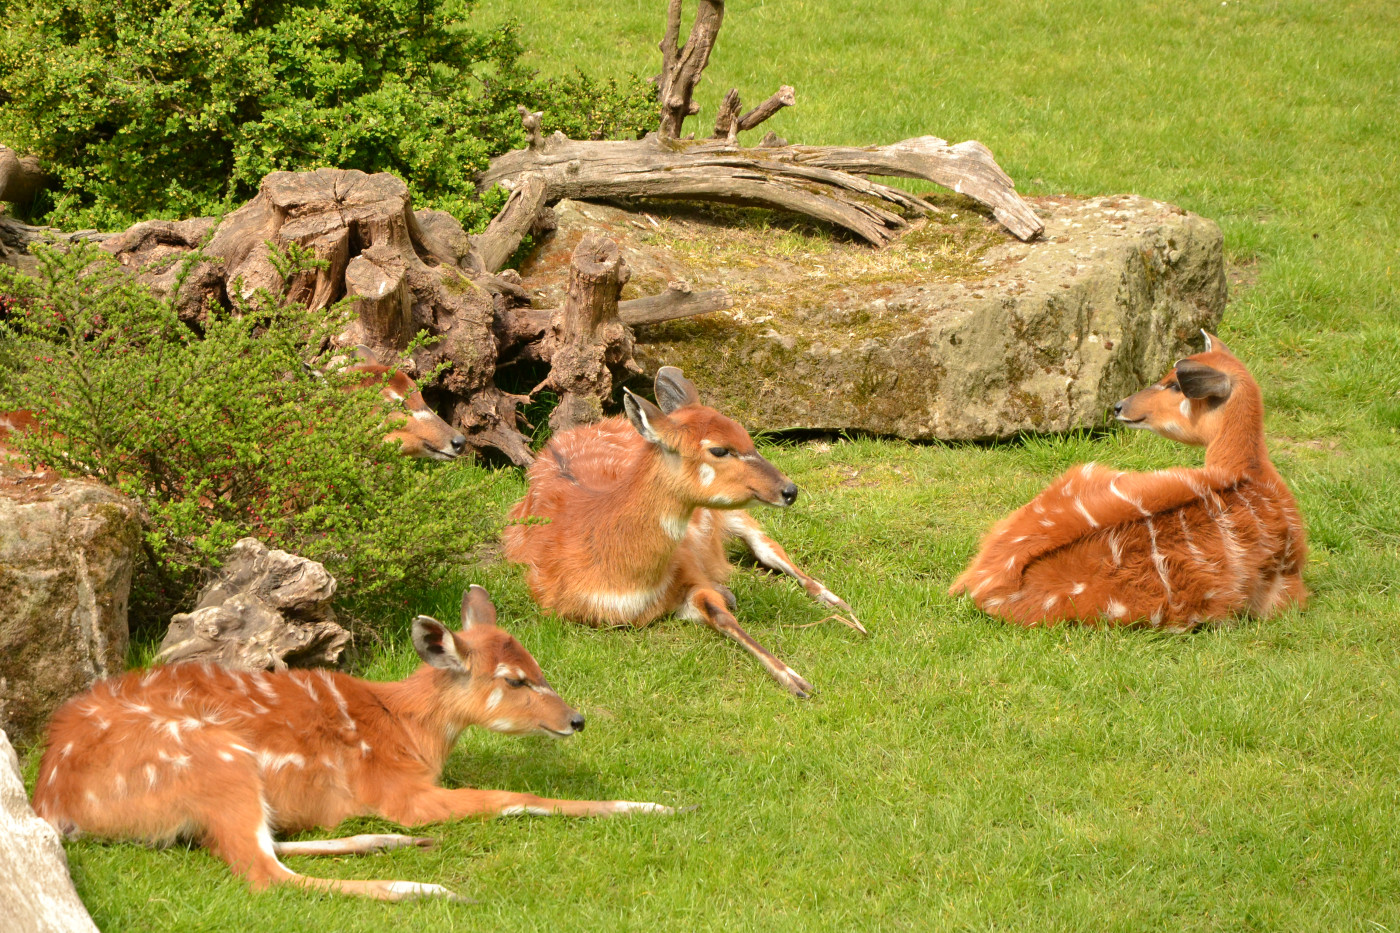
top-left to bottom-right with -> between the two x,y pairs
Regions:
32,586 -> 673,902
951,332 -> 1306,630
503,366 -> 862,698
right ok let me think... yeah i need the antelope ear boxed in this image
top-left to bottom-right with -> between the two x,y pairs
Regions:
623,388 -> 676,448
353,344 -> 378,363
1200,330 -> 1231,355
460,585 -> 497,629
1175,359 -> 1233,400
654,366 -> 701,413
411,616 -> 469,673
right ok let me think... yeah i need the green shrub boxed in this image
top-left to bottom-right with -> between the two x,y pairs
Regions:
0,0 -> 656,229
0,241 -> 502,630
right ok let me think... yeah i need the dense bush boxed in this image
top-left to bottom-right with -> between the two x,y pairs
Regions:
0,242 -> 502,628
0,0 -> 656,229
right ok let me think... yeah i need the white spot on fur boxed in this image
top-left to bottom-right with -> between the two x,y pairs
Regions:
660,513 -> 690,540
488,719 -> 518,732
1069,582 -> 1086,596
1043,595 -> 1058,611
257,751 -> 306,773
1073,498 -> 1100,528
698,464 -> 715,487
218,751 -> 235,762
494,663 -> 513,678
1179,399 -> 1192,417
1105,599 -> 1127,619
485,687 -> 504,711
145,764 -> 159,790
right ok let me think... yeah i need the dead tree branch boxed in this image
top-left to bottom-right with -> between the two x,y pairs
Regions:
655,0 -> 725,138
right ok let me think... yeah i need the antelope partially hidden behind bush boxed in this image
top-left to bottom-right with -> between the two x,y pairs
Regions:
504,367 -> 862,697
32,587 -> 672,902
951,333 -> 1306,630
340,345 -> 467,460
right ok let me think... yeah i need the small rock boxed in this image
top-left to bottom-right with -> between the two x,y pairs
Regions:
157,538 -> 349,671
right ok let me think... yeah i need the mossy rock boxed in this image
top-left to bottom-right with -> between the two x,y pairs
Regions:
517,195 -> 1225,440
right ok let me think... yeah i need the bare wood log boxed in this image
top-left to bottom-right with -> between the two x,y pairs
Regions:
0,147 -> 45,206
533,235 -> 639,433
737,85 -> 795,132
655,0 -> 725,138
480,132 -> 1041,244
712,88 -> 742,141
468,173 -> 548,274
786,136 -> 1044,242
619,283 -> 731,325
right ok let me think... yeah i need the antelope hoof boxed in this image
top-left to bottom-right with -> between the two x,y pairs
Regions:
778,666 -> 815,698
382,880 -> 474,903
610,800 -> 676,816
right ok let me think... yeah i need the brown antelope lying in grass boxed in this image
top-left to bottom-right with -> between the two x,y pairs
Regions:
503,367 -> 861,698
340,346 -> 467,460
951,333 -> 1306,630
32,586 -> 672,902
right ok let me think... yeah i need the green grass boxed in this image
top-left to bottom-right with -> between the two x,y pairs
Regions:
24,1 -> 1400,929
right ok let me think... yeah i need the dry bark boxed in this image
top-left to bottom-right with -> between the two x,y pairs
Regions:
656,0 -> 725,138
532,235 -> 640,434
480,0 -> 1040,243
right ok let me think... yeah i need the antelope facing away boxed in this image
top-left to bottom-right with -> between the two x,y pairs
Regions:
503,366 -> 862,698
951,333 -> 1306,630
341,345 -> 466,460
32,587 -> 673,902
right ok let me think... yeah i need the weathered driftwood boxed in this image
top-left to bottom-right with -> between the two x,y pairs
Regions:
0,147 -> 44,206
656,0 -> 724,139
479,0 -> 1041,244
533,235 -> 640,434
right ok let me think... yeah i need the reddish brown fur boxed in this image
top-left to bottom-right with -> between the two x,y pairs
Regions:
343,353 -> 466,460
503,367 -> 861,697
31,587 -> 671,902
0,408 -> 36,459
951,334 -> 1306,630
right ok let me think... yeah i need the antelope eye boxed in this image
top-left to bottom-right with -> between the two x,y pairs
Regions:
1165,381 -> 1181,393
504,676 -> 527,688
709,447 -> 730,457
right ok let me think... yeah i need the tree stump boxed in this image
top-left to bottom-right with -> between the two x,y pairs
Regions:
535,236 -> 638,434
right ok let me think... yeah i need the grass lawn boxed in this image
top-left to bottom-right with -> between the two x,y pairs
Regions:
30,1 -> 1400,929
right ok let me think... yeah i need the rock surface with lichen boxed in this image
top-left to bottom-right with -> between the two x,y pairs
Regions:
0,468 -> 141,744
517,196 -> 1225,439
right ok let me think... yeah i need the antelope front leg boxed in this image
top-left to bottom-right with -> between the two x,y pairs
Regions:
723,511 -> 866,634
381,787 -> 674,825
683,586 -> 815,698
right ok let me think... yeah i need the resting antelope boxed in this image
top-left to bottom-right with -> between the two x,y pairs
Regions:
503,366 -> 861,698
951,333 -> 1306,630
32,586 -> 672,902
340,346 -> 467,460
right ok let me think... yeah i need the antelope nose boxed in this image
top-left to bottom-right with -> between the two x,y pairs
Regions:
781,483 -> 799,506
450,434 -> 467,455
1113,401 -> 1125,417
569,713 -> 586,733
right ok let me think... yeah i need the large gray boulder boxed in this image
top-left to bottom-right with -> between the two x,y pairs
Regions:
0,729 -> 100,933
0,469 -> 141,743
157,537 -> 349,671
518,196 -> 1225,439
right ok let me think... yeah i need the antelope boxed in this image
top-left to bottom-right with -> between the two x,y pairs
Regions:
340,345 -> 466,460
951,332 -> 1306,630
503,366 -> 862,698
32,586 -> 673,902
